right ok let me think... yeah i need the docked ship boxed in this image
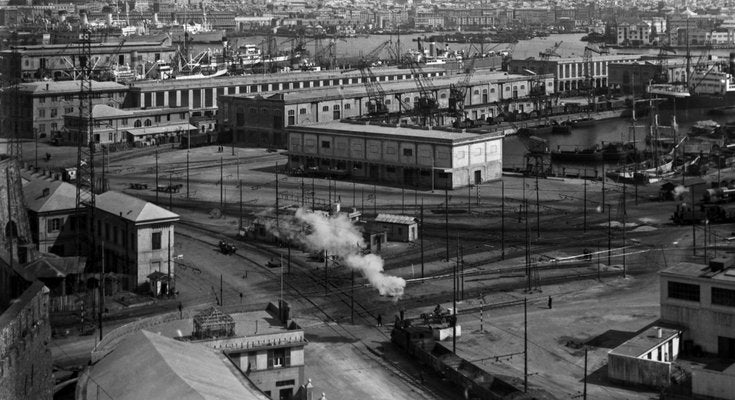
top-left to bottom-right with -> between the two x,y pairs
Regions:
647,57 -> 735,108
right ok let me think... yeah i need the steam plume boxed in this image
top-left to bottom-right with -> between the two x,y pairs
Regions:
265,208 -> 406,298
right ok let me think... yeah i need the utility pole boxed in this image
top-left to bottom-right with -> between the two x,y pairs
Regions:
445,188 -> 450,261
276,162 -> 280,232
608,204 -> 612,265
155,149 -> 159,203
453,242 -> 458,354
324,250 -> 328,295
186,134 -> 190,199
524,297 -> 528,393
535,172 -> 540,238
468,175 -> 471,213
168,173 -> 173,210
583,170 -> 587,232
623,181 -> 627,277
99,241 -> 105,341
220,156 -> 224,210
583,347 -> 588,400
351,268 -> 355,324
525,199 -> 531,292
501,180 -> 505,260
420,200 -> 425,278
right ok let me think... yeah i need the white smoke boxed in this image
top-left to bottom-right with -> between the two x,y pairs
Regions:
267,208 -> 406,298
672,185 -> 689,200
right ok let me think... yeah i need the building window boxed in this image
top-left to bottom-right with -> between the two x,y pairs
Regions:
712,287 -> 735,307
155,115 -> 161,123
50,109 -> 57,118
344,103 -> 351,110
38,109 -> 45,118
385,99 -> 392,105
321,141 -> 331,149
386,166 -> 396,173
38,124 -> 45,133
267,348 -> 288,368
299,108 -> 306,115
490,88 -> 495,93
403,148 -> 413,156
668,281 -> 700,302
287,110 -> 295,125
50,123 -> 58,131
121,119 -> 128,125
134,120 -> 142,128
47,218 -> 61,233
473,90 -> 479,95
39,97 -> 45,104
65,107 -> 74,114
180,113 -> 187,119
152,232 -> 162,250
144,119 -> 152,127
521,85 -> 525,90
322,106 -> 329,112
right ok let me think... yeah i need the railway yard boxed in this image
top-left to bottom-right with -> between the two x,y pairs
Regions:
43,143 -> 735,399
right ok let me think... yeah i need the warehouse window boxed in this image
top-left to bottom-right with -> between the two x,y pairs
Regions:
668,281 -> 700,302
344,103 -> 351,110
321,141 -> 330,149
403,148 -> 413,156
322,106 -> 329,112
299,108 -> 306,114
712,287 -> 735,307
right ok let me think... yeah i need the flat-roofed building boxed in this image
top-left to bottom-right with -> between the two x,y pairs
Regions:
62,104 -> 195,146
219,71 -> 554,147
0,80 -> 127,140
660,257 -> 735,358
123,66 -> 449,116
0,39 -> 174,82
508,54 -> 642,92
287,121 -> 504,189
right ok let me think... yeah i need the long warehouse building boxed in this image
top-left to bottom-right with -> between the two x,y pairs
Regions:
287,121 -> 504,190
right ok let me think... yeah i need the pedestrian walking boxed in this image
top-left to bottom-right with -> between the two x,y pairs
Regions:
376,314 -> 382,327
548,296 -> 553,309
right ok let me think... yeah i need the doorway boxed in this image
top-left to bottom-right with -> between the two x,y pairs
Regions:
718,336 -> 735,359
474,170 -> 482,185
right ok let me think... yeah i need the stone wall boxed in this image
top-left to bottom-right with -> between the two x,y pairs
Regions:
0,280 -> 52,400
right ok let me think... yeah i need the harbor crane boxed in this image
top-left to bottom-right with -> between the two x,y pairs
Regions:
353,40 -> 393,115
582,43 -> 608,112
449,56 -> 477,125
539,41 -> 563,61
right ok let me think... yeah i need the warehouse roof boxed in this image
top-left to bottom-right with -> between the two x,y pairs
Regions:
291,120 -> 503,143
17,80 -> 127,95
609,326 -> 681,358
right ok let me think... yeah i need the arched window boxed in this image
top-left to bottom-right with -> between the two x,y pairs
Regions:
490,88 -> 495,93
473,90 -> 480,95
440,93 -> 447,99
144,119 -> 152,127
134,120 -> 142,128
520,85 -> 525,90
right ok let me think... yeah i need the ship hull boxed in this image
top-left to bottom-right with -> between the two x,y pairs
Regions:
657,92 -> 735,110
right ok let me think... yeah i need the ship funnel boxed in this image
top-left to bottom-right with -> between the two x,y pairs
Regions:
80,12 -> 89,26
729,52 -> 735,75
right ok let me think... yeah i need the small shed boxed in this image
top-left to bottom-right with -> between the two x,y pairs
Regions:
147,271 -> 173,297
192,307 -> 235,340
373,214 -> 418,242
362,229 -> 387,253
607,326 -> 683,388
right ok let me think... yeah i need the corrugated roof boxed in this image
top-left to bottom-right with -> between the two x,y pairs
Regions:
18,256 -> 86,279
375,213 -> 417,225
292,121 -> 502,142
85,330 -> 270,400
22,178 -> 78,213
96,191 -> 179,223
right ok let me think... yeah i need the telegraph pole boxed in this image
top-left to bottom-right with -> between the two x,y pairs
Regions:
155,150 -> 159,203
535,172 -> 540,238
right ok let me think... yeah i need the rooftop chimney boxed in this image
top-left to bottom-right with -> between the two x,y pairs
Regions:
42,188 -> 50,197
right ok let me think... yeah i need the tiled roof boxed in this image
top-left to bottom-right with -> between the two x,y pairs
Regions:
22,178 -> 78,213
95,191 -> 179,223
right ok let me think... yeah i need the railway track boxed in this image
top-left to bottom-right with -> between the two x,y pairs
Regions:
175,220 -> 454,399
